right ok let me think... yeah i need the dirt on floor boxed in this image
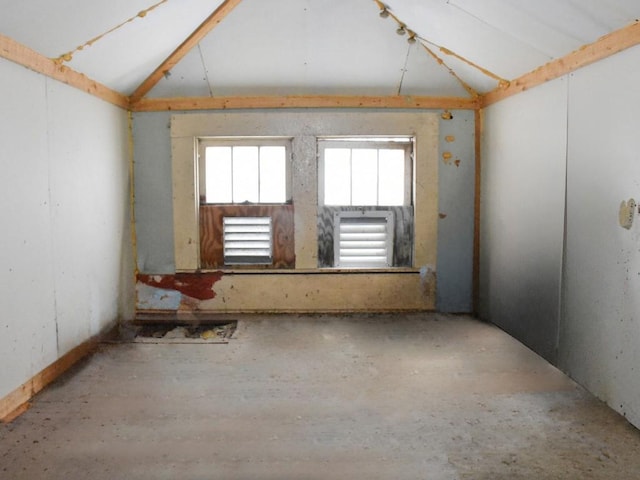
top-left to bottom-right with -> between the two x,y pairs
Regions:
2,314 -> 640,480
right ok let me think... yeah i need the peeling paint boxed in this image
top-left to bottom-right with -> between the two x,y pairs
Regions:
618,199 -> 636,230
445,135 -> 455,143
137,272 -> 223,300
442,152 -> 452,164
441,110 -> 453,120
419,265 -> 437,299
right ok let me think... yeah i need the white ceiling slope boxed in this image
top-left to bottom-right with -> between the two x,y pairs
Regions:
1,0 -> 640,98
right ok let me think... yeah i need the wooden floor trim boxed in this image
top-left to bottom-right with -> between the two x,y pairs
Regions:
0,334 -> 106,423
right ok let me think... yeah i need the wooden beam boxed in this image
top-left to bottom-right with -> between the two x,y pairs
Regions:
0,34 -> 128,109
0,335 -> 102,423
129,0 -> 243,104
483,20 -> 640,107
131,95 -> 481,112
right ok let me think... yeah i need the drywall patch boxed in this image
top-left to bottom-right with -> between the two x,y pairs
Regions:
135,283 -> 181,310
137,272 -> 223,301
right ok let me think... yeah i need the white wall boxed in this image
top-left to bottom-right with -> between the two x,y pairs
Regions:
561,46 -> 640,427
481,45 -> 640,429
0,58 -> 134,400
480,78 -> 568,362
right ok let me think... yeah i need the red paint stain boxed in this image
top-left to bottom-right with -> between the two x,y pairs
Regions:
137,272 -> 223,300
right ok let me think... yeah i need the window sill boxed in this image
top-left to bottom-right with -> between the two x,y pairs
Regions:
197,267 -> 421,275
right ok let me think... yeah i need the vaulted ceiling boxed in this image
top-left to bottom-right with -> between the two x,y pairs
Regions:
2,0 -> 640,101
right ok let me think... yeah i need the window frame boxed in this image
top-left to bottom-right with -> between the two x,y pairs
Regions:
198,137 -> 293,205
317,137 -> 414,207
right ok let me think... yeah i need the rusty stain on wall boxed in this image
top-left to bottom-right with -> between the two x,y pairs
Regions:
454,159 -> 461,167
137,272 -> 223,300
445,135 -> 455,143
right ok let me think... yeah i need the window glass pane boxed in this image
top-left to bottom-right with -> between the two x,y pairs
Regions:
205,146 -> 232,203
324,148 -> 351,205
378,149 -> 405,205
232,146 -> 259,203
259,146 -> 286,203
351,149 -> 378,206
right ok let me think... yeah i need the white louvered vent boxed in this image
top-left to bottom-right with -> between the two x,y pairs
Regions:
223,216 -> 272,265
334,211 -> 394,268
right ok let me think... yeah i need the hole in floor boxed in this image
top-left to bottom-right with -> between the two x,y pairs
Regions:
125,321 -> 237,344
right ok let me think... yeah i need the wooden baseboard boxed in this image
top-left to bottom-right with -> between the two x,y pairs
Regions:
0,333 -> 106,423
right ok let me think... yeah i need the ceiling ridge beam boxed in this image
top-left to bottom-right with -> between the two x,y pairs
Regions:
0,34 -> 128,109
482,20 -> 640,107
130,95 -> 481,112
129,0 -> 243,105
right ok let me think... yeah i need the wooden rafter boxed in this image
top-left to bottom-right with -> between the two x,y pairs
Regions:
129,0 -> 243,104
0,34 -> 128,109
482,20 -> 640,107
131,95 -> 481,112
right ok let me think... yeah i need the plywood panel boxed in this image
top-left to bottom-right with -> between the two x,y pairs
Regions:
200,204 -> 295,269
0,59 -> 57,400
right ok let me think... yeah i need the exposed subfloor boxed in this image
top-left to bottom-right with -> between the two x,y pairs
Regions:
2,314 -> 640,479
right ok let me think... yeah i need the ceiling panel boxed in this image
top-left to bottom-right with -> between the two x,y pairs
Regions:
66,0 -> 226,93
189,0 -> 469,97
400,43 -> 473,97
0,0 -> 158,58
448,0 -> 584,58
385,0 -> 552,80
147,47 -> 212,98
2,0 -> 640,98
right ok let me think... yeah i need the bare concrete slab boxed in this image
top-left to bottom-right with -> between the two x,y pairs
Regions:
2,314 -> 639,479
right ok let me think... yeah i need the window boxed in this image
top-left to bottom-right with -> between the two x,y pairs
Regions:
318,138 -> 413,207
318,137 -> 414,269
199,138 -> 291,204
197,138 -> 295,269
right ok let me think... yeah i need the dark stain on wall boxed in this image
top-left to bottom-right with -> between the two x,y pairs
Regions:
137,272 -> 224,300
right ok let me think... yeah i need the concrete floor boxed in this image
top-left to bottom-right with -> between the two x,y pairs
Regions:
2,314 -> 640,479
